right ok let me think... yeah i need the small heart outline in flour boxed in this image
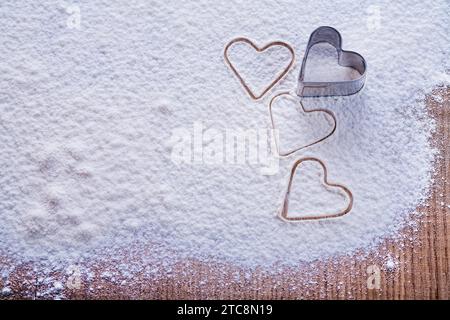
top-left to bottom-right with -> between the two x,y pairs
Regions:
279,157 -> 353,222
224,37 -> 295,100
269,91 -> 337,157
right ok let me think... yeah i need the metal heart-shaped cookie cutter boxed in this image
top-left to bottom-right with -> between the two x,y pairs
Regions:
297,26 -> 367,97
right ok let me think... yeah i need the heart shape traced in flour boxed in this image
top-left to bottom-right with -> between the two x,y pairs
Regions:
224,38 -> 295,100
279,157 -> 353,221
269,92 -> 336,157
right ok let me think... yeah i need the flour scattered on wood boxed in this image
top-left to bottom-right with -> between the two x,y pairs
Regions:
385,256 -> 398,272
0,0 -> 448,285
1,287 -> 12,297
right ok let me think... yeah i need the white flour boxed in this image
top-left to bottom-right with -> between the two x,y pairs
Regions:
0,0 -> 448,272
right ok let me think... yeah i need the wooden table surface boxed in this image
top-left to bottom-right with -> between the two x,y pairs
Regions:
1,86 -> 449,300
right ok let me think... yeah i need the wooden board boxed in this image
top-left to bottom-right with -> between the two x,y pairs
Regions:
1,86 -> 448,300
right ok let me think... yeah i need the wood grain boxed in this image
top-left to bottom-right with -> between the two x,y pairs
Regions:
1,87 -> 449,300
